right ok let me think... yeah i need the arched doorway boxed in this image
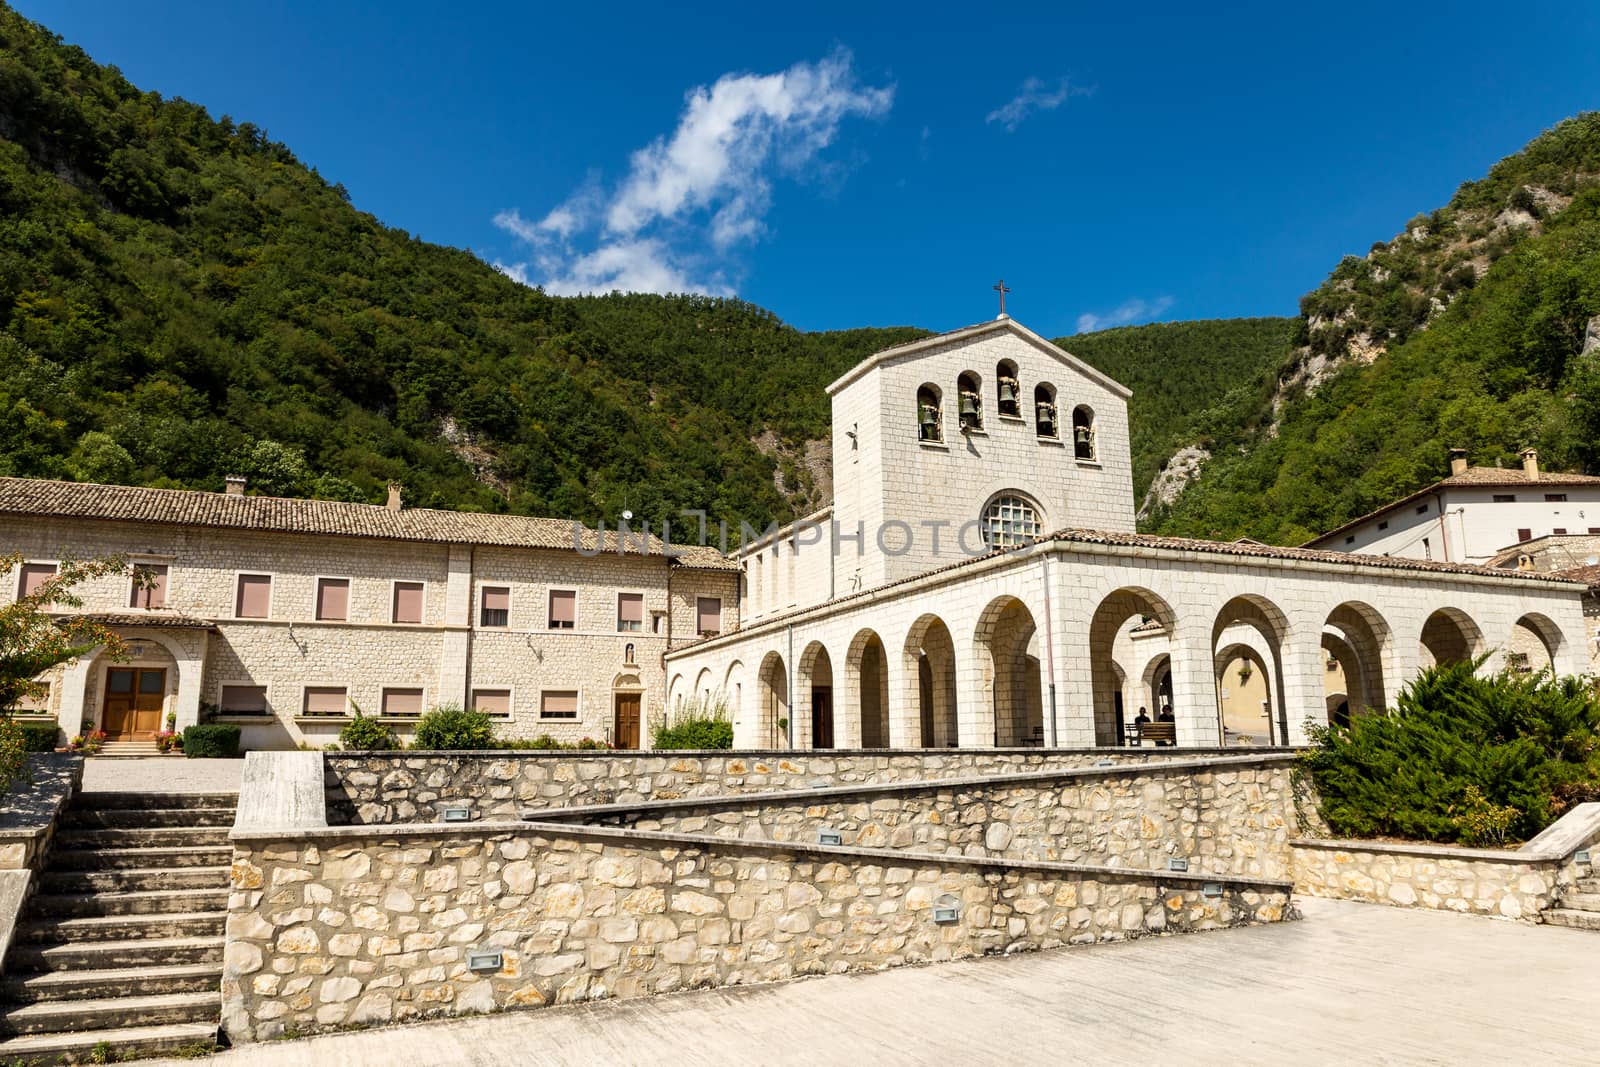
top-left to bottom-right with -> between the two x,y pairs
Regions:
904,614 -> 958,747
611,672 -> 645,749
1419,608 -> 1483,668
1090,588 -> 1177,745
846,629 -> 889,748
1211,595 -> 1290,746
798,642 -> 835,749
975,596 -> 1042,746
756,651 -> 788,748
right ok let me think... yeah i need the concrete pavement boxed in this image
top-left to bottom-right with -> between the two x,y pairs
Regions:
81,757 -> 242,793
150,898 -> 1600,1066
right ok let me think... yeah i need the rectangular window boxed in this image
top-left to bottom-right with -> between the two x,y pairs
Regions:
302,686 -> 347,717
392,581 -> 425,625
540,690 -> 578,719
18,681 -> 50,713
315,578 -> 350,622
129,563 -> 168,610
1415,504 -> 1429,514
472,688 -> 512,718
18,562 -> 56,598
617,592 -> 644,632
219,684 -> 269,716
480,586 -> 510,628
1589,528 -> 1600,535
1344,535 -> 1355,545
651,612 -> 665,635
1517,528 -> 1532,542
1545,493 -> 1568,502
1493,494 -> 1515,503
1422,537 -> 1431,560
381,687 -> 424,718
696,596 -> 723,635
236,574 -> 272,618
548,589 -> 576,629
1376,520 -> 1389,531
1554,527 -> 1568,536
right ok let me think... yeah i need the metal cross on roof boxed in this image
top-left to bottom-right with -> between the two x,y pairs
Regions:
993,279 -> 1011,317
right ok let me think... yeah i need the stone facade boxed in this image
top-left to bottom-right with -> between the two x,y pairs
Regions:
323,748 -> 1251,824
223,821 -> 1290,1043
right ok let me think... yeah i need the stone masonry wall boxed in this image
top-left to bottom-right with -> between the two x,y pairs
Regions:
223,823 -> 1291,1043
323,749 -> 1261,824
536,759 -> 1299,881
1290,840 -> 1573,920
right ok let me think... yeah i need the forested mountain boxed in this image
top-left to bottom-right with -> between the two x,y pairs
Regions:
1146,113 -> 1600,544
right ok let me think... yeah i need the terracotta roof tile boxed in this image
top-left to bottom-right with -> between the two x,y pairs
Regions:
1552,563 -> 1600,588
0,477 -> 738,569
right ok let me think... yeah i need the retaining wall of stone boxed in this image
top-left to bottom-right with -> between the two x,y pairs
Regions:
1291,840 -> 1572,920
535,756 -> 1299,881
224,821 -> 1292,1043
325,747 -> 1278,824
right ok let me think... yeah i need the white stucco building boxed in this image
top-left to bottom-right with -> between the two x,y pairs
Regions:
664,316 -> 1588,749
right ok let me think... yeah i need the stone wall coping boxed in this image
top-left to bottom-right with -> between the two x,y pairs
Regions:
324,746 -> 1292,762
1293,803 -> 1600,865
0,754 -> 81,846
235,751 -> 327,832
521,753 -> 1297,822
231,815 -> 1294,893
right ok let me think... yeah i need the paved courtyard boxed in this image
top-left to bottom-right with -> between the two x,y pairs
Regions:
81,757 -> 242,793
151,898 -> 1599,1066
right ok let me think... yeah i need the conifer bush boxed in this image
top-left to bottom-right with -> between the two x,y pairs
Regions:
1300,661 -> 1600,844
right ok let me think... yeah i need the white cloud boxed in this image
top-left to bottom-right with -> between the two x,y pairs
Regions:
1075,296 -> 1175,334
986,76 -> 1093,132
493,49 -> 893,296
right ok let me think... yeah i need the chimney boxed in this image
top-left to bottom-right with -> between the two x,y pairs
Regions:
224,475 -> 246,496
386,482 -> 403,511
1448,448 -> 1468,477
1520,447 -> 1539,482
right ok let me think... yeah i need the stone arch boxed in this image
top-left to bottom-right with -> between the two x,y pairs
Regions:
1211,594 -> 1291,746
917,382 -> 944,443
1139,653 -> 1172,718
903,613 -> 958,748
974,595 -> 1043,747
70,628 -> 203,739
1034,382 -> 1058,438
693,667 -> 714,706
995,358 -> 1021,418
979,490 -> 1045,550
798,641 -> 835,750
1507,612 -> 1562,675
957,370 -> 983,432
1072,404 -> 1096,460
722,660 -> 746,733
1419,607 -> 1483,668
666,672 -> 688,713
845,629 -> 890,748
755,651 -> 788,749
1323,601 -> 1392,721
1090,587 -> 1177,745
1214,639 -> 1274,746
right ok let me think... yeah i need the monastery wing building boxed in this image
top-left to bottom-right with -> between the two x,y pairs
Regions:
0,314 -> 1587,751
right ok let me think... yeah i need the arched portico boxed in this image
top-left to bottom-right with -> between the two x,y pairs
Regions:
1211,595 -> 1291,746
1419,607 -> 1483,668
1322,601 -> 1392,722
755,651 -> 788,748
975,596 -> 1043,747
57,627 -> 208,741
1091,588 -> 1177,745
1507,612 -> 1562,675
797,641 -> 835,749
844,629 -> 889,748
903,614 -> 958,748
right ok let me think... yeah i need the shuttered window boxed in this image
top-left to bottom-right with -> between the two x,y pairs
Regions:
696,596 -> 722,635
316,578 -> 350,621
129,564 -> 168,609
472,689 -> 512,718
219,685 -> 268,715
617,593 -> 644,632
392,582 -> 425,624
548,590 -> 576,629
19,682 -> 50,713
540,690 -> 578,719
480,586 -> 510,628
236,574 -> 272,618
302,686 -> 347,717
19,563 -> 56,598
381,687 -> 424,718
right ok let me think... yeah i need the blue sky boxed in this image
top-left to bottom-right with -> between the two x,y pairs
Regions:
17,1 -> 1600,337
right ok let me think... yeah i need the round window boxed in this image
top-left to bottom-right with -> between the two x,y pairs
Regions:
981,495 -> 1041,549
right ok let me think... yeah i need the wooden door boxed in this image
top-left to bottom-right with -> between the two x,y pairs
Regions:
103,667 -> 166,739
812,686 -> 834,749
613,693 -> 641,749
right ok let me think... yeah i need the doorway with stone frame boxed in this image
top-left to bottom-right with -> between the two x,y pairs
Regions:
101,666 -> 167,739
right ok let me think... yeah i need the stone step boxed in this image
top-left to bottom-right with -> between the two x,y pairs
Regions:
1559,891 -> 1600,912
6,935 -> 224,972
75,791 -> 240,811
0,990 -> 217,1035
41,865 -> 230,894
1542,908 -> 1600,931
1573,877 -> 1600,894
1,962 -> 222,1003
48,845 -> 233,870
19,910 -> 226,944
54,825 -> 231,850
29,887 -> 230,919
62,806 -> 237,829
0,1021 -> 216,1062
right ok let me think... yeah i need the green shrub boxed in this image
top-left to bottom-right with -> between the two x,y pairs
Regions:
338,709 -> 400,751
495,734 -> 614,751
412,704 -> 494,750
182,723 -> 241,759
18,722 -> 59,751
651,695 -> 734,750
1300,661 -> 1600,844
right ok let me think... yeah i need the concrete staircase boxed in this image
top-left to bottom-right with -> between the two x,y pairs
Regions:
94,741 -> 164,759
0,791 -> 236,1063
1543,859 -> 1600,931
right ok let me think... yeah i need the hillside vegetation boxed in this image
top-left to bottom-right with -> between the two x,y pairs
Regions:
1150,113 -> 1600,543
